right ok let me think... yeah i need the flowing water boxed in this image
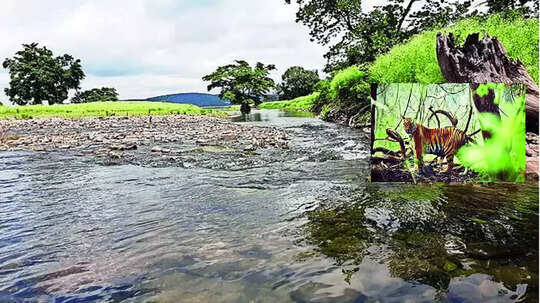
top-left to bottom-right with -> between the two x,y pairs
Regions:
0,110 -> 537,302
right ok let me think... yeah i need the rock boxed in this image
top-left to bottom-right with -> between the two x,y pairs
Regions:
243,145 -> 256,152
108,150 -> 123,159
109,143 -> 137,151
151,146 -> 163,153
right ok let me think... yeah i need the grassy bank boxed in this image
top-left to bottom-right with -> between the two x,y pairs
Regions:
259,93 -> 319,111
0,101 -> 221,119
370,13 -> 539,83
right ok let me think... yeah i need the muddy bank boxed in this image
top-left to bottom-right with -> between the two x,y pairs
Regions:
0,115 -> 289,168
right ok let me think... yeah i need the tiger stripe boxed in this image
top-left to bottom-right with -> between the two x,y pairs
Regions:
402,117 -> 467,175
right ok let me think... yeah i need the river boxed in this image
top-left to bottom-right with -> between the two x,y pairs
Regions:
0,110 -> 537,302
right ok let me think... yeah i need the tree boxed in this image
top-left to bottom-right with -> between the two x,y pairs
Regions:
285,0 -> 537,72
202,60 -> 276,114
277,66 -> 320,100
485,0 -> 538,16
2,43 -> 85,105
71,87 -> 119,103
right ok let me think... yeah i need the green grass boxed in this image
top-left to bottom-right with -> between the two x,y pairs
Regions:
328,66 -> 368,100
370,13 -> 539,83
259,93 -> 320,111
0,101 -> 222,119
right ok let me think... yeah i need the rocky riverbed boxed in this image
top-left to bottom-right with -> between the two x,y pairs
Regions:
0,115 -> 289,168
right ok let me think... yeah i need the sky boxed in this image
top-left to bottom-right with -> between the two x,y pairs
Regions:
0,0 -> 345,102
0,0 -> 389,103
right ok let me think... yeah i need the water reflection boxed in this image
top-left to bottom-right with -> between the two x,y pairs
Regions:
301,183 -> 538,302
231,109 -> 315,122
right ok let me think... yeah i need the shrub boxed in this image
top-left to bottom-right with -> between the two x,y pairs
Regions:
329,66 -> 369,101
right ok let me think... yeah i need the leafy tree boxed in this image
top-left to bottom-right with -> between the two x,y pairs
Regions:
71,87 -> 119,103
202,60 -> 276,114
2,43 -> 85,105
278,66 -> 320,100
285,0 -> 537,72
486,0 -> 538,16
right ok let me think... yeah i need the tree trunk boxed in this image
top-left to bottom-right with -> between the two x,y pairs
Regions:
370,84 -> 378,155
436,32 -> 538,133
240,103 -> 251,115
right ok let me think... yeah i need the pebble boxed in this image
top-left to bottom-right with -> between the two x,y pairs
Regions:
0,116 -> 289,157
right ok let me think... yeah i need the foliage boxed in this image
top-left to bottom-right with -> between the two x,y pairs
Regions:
0,102 -> 221,119
202,60 -> 276,114
457,84 -> 526,182
71,87 -> 119,103
308,65 -> 371,122
285,0 -> 537,72
2,43 -> 85,105
370,13 -> 539,83
277,66 -> 320,100
259,92 -> 319,111
285,0 -> 479,72
328,65 -> 370,102
485,0 -> 539,16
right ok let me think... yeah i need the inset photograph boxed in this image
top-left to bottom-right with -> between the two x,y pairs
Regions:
371,83 -> 526,183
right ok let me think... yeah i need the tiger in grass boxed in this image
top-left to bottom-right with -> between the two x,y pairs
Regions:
402,117 -> 468,176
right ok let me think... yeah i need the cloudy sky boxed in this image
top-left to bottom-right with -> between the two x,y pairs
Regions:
0,1 -> 323,102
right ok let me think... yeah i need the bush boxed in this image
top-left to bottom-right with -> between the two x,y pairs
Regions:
329,66 -> 369,101
370,13 -> 539,83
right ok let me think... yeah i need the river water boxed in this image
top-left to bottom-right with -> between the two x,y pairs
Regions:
0,110 -> 537,302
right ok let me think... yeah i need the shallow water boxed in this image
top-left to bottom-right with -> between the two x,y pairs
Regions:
0,110 -> 537,302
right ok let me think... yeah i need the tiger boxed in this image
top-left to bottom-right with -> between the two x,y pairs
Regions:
402,117 -> 468,175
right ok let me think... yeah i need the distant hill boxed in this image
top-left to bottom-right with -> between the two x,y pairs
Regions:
143,93 -> 231,107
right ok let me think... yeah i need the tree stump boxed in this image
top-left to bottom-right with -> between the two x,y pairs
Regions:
436,33 -> 538,133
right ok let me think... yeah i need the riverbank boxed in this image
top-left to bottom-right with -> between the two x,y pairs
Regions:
0,114 -> 289,168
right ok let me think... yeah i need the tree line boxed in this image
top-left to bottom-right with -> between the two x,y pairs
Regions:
2,43 -> 320,113
202,61 -> 320,114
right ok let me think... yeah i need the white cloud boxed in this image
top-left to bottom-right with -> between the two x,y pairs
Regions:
0,0 -> 327,102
